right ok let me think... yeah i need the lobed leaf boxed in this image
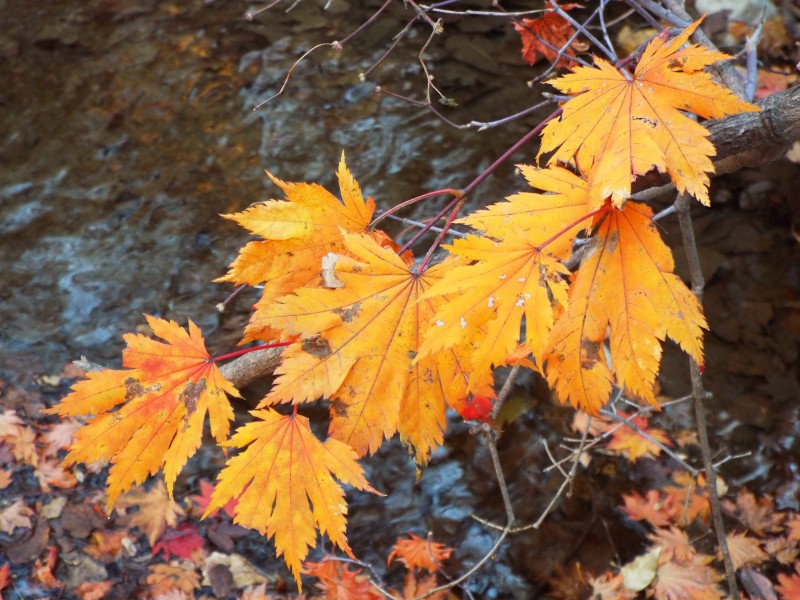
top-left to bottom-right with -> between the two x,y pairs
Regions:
254,233 -> 477,463
545,202 -> 706,413
539,18 -> 759,207
205,408 -> 379,589
46,315 -> 239,509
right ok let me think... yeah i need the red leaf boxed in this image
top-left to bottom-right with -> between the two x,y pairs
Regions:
514,4 -> 587,68
152,522 -> 204,560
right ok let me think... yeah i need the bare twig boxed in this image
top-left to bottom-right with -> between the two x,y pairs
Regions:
491,365 -> 521,422
600,408 -> 699,476
673,192 -> 738,598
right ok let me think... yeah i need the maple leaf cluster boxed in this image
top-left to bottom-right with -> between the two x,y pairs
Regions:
46,16 -> 762,590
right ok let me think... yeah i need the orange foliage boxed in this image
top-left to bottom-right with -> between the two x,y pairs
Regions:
303,558 -> 382,600
607,413 -> 670,461
205,409 -> 378,588
545,203 -> 705,413
514,3 -> 587,68
46,315 -> 239,509
539,18 -> 759,207
44,17 -> 768,591
387,532 -> 453,573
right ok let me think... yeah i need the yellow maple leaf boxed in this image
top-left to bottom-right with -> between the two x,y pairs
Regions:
545,202 -> 706,413
459,164 -> 593,260
205,408 -> 379,589
46,315 -> 239,509
419,228 -> 569,378
420,165 -> 602,377
539,18 -> 759,207
218,155 -> 394,343
254,232 -> 476,463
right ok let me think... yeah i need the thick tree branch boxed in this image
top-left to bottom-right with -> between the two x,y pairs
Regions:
709,85 -> 800,174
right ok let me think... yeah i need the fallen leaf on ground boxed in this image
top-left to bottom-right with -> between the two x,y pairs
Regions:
152,523 -> 204,561
606,412 -> 670,461
725,532 -> 768,570
663,472 -> 711,525
622,490 -> 675,528
387,532 -> 453,573
118,481 -> 185,547
776,562 -> 800,599
303,558 -> 382,600
653,553 -> 723,599
648,527 -> 695,564
721,489 -> 785,536
146,562 -> 201,597
0,499 -> 34,534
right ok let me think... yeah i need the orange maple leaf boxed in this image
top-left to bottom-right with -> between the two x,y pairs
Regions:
539,18 -> 759,207
545,202 -> 706,413
420,165 -> 593,377
621,489 -> 674,528
387,532 -> 453,573
303,558 -> 383,600
514,4 -> 587,68
218,155 -> 395,343
254,232 -> 479,463
419,228 -> 569,382
205,408 -> 379,588
46,315 -> 240,509
606,413 -> 670,461
777,563 -> 800,600
663,472 -> 711,526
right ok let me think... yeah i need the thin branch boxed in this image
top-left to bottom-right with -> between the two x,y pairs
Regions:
600,408 -> 699,476
490,365 -> 521,422
674,192 -> 739,598
548,0 -> 616,63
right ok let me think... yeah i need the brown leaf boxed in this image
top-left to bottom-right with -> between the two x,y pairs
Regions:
118,481 -> 185,547
724,532 -> 768,569
648,527 -> 696,564
721,489 -> 785,536
7,519 -> 50,564
653,554 -> 723,599
0,499 -> 34,534
764,536 -> 800,566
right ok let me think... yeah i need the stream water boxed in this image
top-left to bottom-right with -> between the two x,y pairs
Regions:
1,1 -> 799,597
